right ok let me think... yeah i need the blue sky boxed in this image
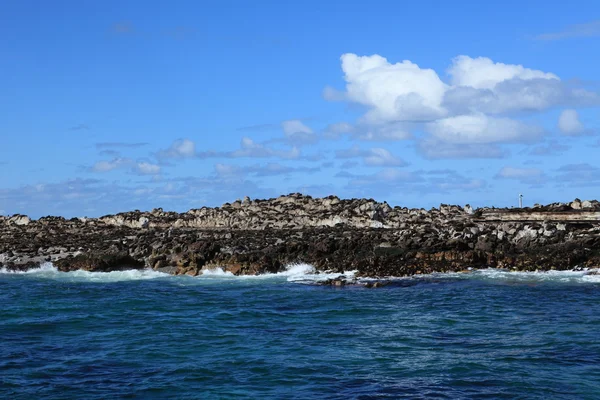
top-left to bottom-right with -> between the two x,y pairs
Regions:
1,0 -> 599,217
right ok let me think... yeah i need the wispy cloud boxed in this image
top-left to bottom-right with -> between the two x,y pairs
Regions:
70,124 -> 90,131
88,158 -> 161,176
236,123 -> 279,132
336,168 -> 486,196
158,138 -> 306,161
527,141 -> 570,156
534,20 -> 600,40
555,163 -> 600,186
96,142 -> 149,149
214,162 -> 320,178
496,166 -> 546,185
111,21 -> 135,35
335,146 -> 406,167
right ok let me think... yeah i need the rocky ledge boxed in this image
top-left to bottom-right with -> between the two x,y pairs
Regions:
1,194 -> 599,278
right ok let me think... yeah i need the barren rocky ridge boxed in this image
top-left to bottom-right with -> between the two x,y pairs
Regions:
2,194 -> 600,278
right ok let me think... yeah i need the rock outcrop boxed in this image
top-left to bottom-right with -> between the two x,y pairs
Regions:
1,194 -> 599,277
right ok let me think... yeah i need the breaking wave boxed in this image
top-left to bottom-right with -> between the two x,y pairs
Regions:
1,262 -> 599,285
413,268 -> 600,284
198,262 -> 356,283
0,262 -> 170,282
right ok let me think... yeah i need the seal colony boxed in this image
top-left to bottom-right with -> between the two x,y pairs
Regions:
2,194 -> 600,282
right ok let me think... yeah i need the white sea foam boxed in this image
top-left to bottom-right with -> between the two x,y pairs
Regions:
0,262 -> 169,282
196,262 -> 357,284
417,268 -> 600,284
2,262 -> 598,285
198,263 -> 316,280
199,268 -> 236,278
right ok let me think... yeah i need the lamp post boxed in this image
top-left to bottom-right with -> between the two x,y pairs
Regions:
519,194 -> 523,208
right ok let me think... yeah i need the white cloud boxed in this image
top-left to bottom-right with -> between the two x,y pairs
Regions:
442,78 -> 591,115
555,163 -> 600,186
323,122 -> 355,139
281,120 -> 317,145
330,53 -> 589,125
282,120 -> 312,136
534,20 -> 600,40
336,146 -> 406,167
447,56 -> 558,89
417,139 -> 506,160
324,121 -> 412,141
498,167 -> 543,179
157,139 -> 196,159
92,158 -> 130,172
496,166 -> 546,184
214,162 -> 319,178
326,53 -> 598,156
90,158 -> 160,176
339,53 -> 448,123
558,109 -> 585,135
231,137 -> 300,159
135,162 -> 161,175
425,114 -> 543,144
214,163 -> 240,177
195,137 -> 302,160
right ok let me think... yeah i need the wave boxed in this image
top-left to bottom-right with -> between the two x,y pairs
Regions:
414,268 -> 600,284
0,262 -> 170,282
198,263 -> 356,283
2,262 -> 598,285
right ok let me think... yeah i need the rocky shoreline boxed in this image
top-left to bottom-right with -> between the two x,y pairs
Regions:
1,194 -> 600,280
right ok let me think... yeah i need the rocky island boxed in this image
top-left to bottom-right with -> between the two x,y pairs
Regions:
1,194 -> 600,280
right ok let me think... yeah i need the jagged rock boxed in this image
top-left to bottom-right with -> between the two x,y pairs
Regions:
1,194 -> 600,277
8,215 -> 31,226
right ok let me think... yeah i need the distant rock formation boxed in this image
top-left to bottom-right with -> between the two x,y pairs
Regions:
1,194 -> 599,277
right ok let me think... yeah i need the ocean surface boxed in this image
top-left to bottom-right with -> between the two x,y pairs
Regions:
1,264 -> 600,399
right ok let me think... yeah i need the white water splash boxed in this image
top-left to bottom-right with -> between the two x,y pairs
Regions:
197,262 -> 357,284
2,262 -> 599,285
199,268 -> 236,278
0,262 -> 169,282
418,268 -> 600,284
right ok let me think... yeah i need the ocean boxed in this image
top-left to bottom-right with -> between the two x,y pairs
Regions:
1,264 -> 600,399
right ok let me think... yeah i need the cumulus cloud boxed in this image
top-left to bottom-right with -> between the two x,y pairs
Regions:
325,53 -> 598,158
335,146 -> 406,167
442,77 -> 594,115
558,109 -> 585,135
447,56 -> 558,89
339,53 -> 447,123
425,114 -> 543,144
329,53 -> 598,124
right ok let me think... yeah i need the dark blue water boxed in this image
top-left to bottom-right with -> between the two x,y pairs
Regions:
2,265 -> 600,399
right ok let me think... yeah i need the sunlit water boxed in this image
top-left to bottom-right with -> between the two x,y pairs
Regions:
2,263 -> 600,399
